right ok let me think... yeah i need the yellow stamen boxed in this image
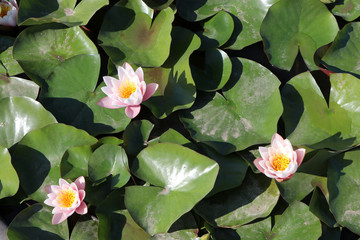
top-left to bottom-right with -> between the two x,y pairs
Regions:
57,189 -> 76,208
272,154 -> 290,171
0,2 -> 11,18
118,80 -> 136,99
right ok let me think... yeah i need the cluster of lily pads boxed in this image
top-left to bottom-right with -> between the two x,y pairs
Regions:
1,0 -> 360,239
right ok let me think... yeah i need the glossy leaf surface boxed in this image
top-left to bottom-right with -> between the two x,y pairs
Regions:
0,146 -> 19,199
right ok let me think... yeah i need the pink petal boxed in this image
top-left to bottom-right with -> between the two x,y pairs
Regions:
76,201 -> 88,215
258,147 -> 269,161
295,148 -> 306,166
143,83 -> 158,101
78,190 -> 85,202
44,198 -> 56,207
59,178 -> 69,188
101,86 -> 115,96
97,97 -> 124,109
135,67 -> 144,82
103,76 -> 117,88
254,158 -> 265,173
52,213 -> 68,225
125,105 -> 141,119
75,176 -> 85,191
122,62 -> 133,71
271,133 -> 284,148
45,185 -> 53,194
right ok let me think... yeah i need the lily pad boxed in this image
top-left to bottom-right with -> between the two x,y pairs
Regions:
123,120 -> 154,157
143,0 -> 174,10
98,0 -> 174,67
282,72 -> 360,150
332,0 -> 360,21
260,0 -> 339,70
328,150 -> 360,235
60,145 -> 93,179
0,146 -> 19,199
125,143 -> 219,235
195,171 -> 279,227
310,187 -> 337,228
180,57 -> 282,155
7,204 -> 69,240
235,217 -> 272,240
176,0 -> 279,50
142,27 -> 199,118
0,77 -> 39,100
70,216 -> 98,240
18,0 -> 108,26
0,46 -> 23,76
10,123 -> 97,202
0,97 -> 57,148
321,22 -> 360,77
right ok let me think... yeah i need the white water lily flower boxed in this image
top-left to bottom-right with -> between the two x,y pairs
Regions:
0,0 -> 18,27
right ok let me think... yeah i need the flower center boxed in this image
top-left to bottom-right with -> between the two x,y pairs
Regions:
0,2 -> 11,18
118,80 -> 136,99
57,189 -> 76,208
272,154 -> 290,171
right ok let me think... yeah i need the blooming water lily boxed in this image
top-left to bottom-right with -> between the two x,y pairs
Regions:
0,0 -> 18,27
44,176 -> 87,225
254,133 -> 305,182
97,62 -> 159,118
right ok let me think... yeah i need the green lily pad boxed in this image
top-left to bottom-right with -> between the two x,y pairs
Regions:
10,123 -> 97,202
196,11 -> 234,49
126,143 -> 219,235
328,150 -> 360,235
70,216 -> 98,240
151,230 -> 198,240
98,0 -> 174,67
96,189 -> 150,240
195,171 -> 279,227
0,97 -> 57,148
260,0 -> 339,70
7,204 -> 69,240
235,217 -> 272,240
142,26 -> 199,118
180,57 -> 282,155
276,172 -> 328,203
282,72 -> 360,150
158,128 -> 197,151
0,77 -> 39,100
310,187 -> 337,228
143,0 -> 174,10
190,48 -> 232,91
60,145 -> 93,179
88,144 -> 130,189
0,146 -> 19,199
271,202 -> 321,240
18,0 -> 108,26
0,46 -> 23,76
176,0 -> 279,50
321,22 -> 360,77
332,0 -> 360,21
123,120 -> 154,157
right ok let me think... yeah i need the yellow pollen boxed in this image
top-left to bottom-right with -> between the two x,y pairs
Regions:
57,189 -> 76,208
0,3 -> 11,18
272,154 -> 290,171
118,80 -> 136,99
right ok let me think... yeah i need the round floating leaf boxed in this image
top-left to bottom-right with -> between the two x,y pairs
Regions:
151,230 -> 198,240
88,144 -> 130,189
176,0 -> 279,50
196,11 -> 234,49
235,217 -> 271,240
282,72 -> 360,150
126,143 -> 219,235
18,0 -> 108,26
70,216 -> 98,240
98,0 -> 174,67
0,97 -> 57,148
0,146 -> 19,199
7,204 -> 69,240
123,120 -> 154,157
0,77 -> 39,100
332,0 -> 360,21
191,48 -> 232,91
13,24 -> 98,84
271,201 -> 321,240
60,145 -> 92,179
97,189 -> 150,240
322,22 -> 360,77
195,171 -> 279,227
143,0 -> 174,10
328,150 -> 360,235
180,58 -> 282,155
142,27 -> 199,118
0,46 -> 23,76
310,187 -> 337,228
260,0 -> 339,70
158,128 -> 196,150
10,123 -> 97,202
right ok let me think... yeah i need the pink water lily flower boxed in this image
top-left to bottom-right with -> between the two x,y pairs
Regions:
0,0 -> 18,27
97,62 -> 159,119
254,133 -> 305,182
44,176 -> 87,225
